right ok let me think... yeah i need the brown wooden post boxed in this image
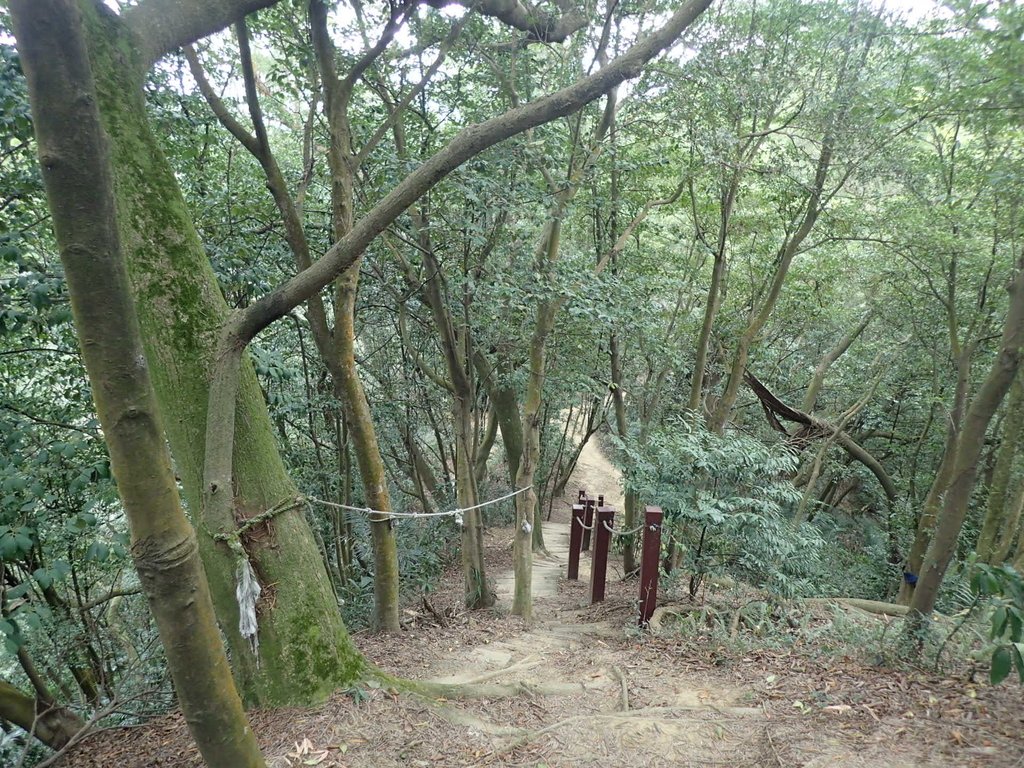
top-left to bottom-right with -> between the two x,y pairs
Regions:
582,495 -> 595,552
568,502 -> 585,580
578,489 -> 586,503
590,506 -> 615,604
638,506 -> 664,627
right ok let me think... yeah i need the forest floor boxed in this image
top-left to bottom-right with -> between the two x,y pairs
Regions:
57,437 -> 1024,768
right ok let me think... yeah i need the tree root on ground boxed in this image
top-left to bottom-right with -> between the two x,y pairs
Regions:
801,597 -> 909,617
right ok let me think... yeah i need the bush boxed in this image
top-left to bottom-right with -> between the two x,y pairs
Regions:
617,418 -> 823,599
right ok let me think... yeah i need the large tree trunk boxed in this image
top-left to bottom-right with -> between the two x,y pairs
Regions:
79,2 -> 361,706
11,1 -> 265,762
909,264 -> 1024,622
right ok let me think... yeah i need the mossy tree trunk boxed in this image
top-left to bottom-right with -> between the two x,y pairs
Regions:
10,1 -> 266,763
78,2 -> 362,706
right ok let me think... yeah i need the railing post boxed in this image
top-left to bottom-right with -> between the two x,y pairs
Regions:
582,495 -> 595,552
638,506 -> 664,627
568,501 -> 585,581
590,506 -> 615,604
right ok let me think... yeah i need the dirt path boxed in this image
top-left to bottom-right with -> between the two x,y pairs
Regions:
58,430 -> 1024,768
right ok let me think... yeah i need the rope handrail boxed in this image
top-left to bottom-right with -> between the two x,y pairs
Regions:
306,486 -> 530,524
602,520 -> 647,537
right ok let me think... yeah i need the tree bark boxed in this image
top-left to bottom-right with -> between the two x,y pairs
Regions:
801,312 -> 874,413
78,1 -> 361,705
975,371 -> 1023,562
0,680 -> 84,751
909,263 -> 1024,622
898,346 -> 972,604
10,1 -> 265,762
310,0 -> 402,632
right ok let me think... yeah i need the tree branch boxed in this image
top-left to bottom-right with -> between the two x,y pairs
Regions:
425,0 -> 586,43
234,0 -> 712,345
124,0 -> 278,69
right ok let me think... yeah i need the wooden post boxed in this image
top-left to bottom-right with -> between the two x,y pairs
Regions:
568,502 -> 585,581
590,506 -> 615,604
582,495 -> 595,552
638,506 -> 663,627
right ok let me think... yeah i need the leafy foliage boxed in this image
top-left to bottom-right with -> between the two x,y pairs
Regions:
618,419 -> 822,598
971,563 -> 1024,685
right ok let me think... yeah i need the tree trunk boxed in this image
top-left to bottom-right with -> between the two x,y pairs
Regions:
334,262 -> 401,632
610,333 -> 638,575
709,138 -> 833,433
78,2 -> 361,706
975,371 -> 1023,562
909,265 -> 1024,622
898,346 -> 971,604
475,352 -> 525,489
456,401 -> 493,609
310,0 -> 402,633
513,296 -> 558,621
11,2 -> 265,762
801,312 -> 874,413
992,481 -> 1024,565
0,680 -> 84,751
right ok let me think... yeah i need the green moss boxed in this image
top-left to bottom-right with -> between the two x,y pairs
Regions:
80,1 -> 367,709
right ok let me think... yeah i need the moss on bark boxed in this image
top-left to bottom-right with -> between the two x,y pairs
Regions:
78,1 -> 362,706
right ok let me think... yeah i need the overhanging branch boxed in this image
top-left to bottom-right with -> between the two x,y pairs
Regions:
234,0 -> 713,344
124,0 -> 277,68
744,370 -> 898,506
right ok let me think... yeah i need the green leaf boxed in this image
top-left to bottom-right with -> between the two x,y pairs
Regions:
992,605 -> 1008,639
32,566 -> 52,590
991,646 -> 1012,685
1013,644 -> 1024,684
85,541 -> 109,562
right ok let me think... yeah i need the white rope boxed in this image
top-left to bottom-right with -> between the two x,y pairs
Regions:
602,520 -> 647,537
577,519 -> 595,531
306,486 -> 530,524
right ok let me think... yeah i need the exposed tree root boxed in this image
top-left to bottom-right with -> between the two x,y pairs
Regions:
611,665 -> 629,711
802,597 -> 910,617
648,604 -> 719,633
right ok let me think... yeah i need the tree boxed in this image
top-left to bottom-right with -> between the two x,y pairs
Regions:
9,0 -> 264,763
